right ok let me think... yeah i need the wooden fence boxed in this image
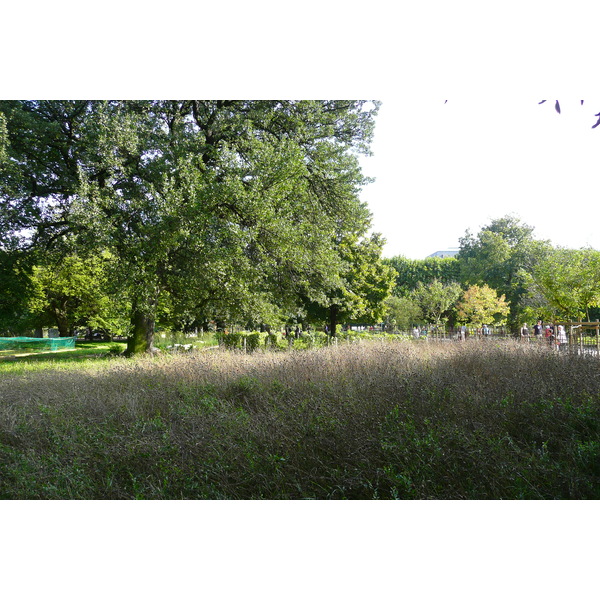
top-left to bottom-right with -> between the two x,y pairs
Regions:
558,321 -> 600,355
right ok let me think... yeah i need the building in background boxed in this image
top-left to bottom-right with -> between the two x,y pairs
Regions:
427,249 -> 459,259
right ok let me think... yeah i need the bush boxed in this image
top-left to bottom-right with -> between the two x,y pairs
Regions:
245,331 -> 267,352
292,331 -> 328,350
107,343 -> 125,356
217,332 -> 242,349
217,331 -> 268,352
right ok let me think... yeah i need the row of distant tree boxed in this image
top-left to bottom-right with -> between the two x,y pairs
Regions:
2,210 -> 596,344
0,230 -> 395,342
382,215 -> 600,330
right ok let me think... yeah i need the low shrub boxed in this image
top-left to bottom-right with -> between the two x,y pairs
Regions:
217,331 -> 268,352
107,343 -> 125,356
245,331 -> 267,352
265,332 -> 286,349
291,331 -> 328,350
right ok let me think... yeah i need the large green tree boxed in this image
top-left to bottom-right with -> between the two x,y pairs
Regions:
331,232 -> 396,334
410,279 -> 462,326
305,230 -> 395,336
457,215 -> 550,325
382,295 -> 422,331
525,247 -> 600,321
0,100 -> 379,353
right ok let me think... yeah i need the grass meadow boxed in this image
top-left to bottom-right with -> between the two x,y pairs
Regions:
0,338 -> 599,499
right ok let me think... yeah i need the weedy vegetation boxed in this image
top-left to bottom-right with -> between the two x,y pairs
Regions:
1,339 -> 599,499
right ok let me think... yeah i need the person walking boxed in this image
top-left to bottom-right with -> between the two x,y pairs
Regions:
520,322 -> 530,341
556,324 -> 568,351
544,325 -> 554,348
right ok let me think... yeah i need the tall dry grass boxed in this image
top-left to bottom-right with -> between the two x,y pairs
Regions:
1,339 -> 599,499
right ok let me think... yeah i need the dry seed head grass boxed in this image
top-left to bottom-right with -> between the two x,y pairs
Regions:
1,340 -> 597,416
1,339 -> 599,498
0,340 -> 595,420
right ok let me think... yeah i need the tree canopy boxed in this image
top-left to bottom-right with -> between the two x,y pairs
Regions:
525,247 -> 600,321
411,279 -> 462,326
457,215 -> 550,324
383,214 -> 599,332
383,255 -> 460,297
4,100 -> 599,343
26,251 -> 128,337
0,100 -> 380,352
456,284 -> 510,328
305,231 -> 395,335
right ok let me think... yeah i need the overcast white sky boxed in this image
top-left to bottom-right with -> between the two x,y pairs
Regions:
5,4 -> 600,265
360,98 -> 600,259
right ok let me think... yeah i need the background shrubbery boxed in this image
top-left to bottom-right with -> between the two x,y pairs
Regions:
214,329 -> 414,353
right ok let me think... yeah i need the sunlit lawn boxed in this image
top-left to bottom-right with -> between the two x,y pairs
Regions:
0,341 -> 127,375
0,334 -> 217,375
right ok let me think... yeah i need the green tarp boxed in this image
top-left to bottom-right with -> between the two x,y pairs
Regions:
0,336 -> 77,352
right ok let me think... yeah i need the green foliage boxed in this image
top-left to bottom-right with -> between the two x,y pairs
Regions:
293,331 -> 330,349
216,332 -> 243,349
525,247 -> 600,321
0,100 -> 380,354
410,279 -> 462,326
0,248 -> 34,335
107,343 -> 125,356
26,252 -> 129,337
382,295 -> 423,330
456,284 -> 510,327
216,331 -> 269,351
339,233 -> 396,324
457,215 -> 550,324
306,231 -> 396,334
384,255 -> 460,297
266,332 -> 285,349
244,331 -> 264,352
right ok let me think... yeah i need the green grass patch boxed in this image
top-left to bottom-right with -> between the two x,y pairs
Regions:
0,341 -> 127,376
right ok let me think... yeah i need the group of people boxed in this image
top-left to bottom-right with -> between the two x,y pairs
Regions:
412,327 -> 428,339
520,320 -> 568,349
455,325 -> 491,340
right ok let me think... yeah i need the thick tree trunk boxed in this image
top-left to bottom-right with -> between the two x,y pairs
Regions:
329,304 -> 339,338
55,314 -> 72,337
125,309 -> 156,356
53,298 -> 73,337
